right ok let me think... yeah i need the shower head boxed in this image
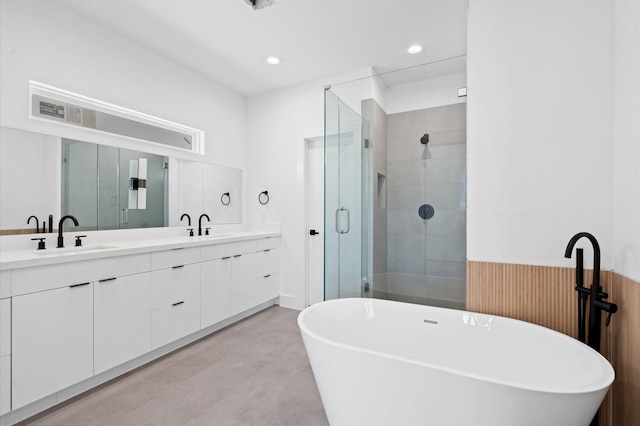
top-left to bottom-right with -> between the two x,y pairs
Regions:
420,134 -> 429,145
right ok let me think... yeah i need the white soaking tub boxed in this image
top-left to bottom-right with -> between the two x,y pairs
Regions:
298,298 -> 614,426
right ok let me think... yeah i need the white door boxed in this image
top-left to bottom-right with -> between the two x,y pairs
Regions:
307,137 -> 324,305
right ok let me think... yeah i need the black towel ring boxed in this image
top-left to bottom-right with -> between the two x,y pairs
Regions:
221,192 -> 231,206
259,191 -> 269,205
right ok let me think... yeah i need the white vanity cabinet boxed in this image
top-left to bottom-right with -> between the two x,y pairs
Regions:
9,253 -> 150,409
1,231 -> 280,420
11,282 -> 94,409
1,270 -> 11,415
150,248 -> 201,349
94,273 -> 151,374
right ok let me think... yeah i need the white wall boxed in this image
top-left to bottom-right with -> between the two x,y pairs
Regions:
246,70 -> 381,309
385,72 -> 467,114
467,0 -> 614,269
0,0 -> 246,170
612,0 -> 640,282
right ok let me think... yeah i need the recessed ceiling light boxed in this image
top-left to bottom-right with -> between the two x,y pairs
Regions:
407,45 -> 423,55
266,56 -> 282,65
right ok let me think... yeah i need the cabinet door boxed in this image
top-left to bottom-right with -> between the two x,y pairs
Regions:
0,298 -> 9,358
94,273 -> 151,374
1,355 -> 9,415
231,253 -> 257,315
201,257 -> 232,328
12,283 -> 93,409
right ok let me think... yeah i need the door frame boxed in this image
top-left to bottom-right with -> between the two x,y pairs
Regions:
304,135 -> 324,307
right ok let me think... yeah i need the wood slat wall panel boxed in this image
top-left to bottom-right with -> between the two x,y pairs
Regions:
611,273 -> 640,426
467,261 -> 640,426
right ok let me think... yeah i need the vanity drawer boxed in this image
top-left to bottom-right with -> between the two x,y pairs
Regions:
11,254 -> 150,296
150,273 -> 200,349
150,263 -> 200,310
256,237 -> 278,251
0,299 -> 10,357
256,273 -> 279,304
200,240 -> 256,261
255,248 -> 278,277
150,246 -> 200,270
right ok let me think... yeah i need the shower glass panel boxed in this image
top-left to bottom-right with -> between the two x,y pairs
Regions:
324,90 -> 366,300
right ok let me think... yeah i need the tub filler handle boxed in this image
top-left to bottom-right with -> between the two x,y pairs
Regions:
335,207 -> 350,234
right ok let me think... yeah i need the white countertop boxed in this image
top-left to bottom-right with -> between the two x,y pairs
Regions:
0,227 -> 280,270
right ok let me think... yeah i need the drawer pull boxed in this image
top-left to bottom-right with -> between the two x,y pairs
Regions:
172,247 -> 184,251
172,301 -> 185,307
233,254 -> 242,258
70,282 -> 90,288
221,256 -> 231,260
264,274 -> 271,278
172,265 -> 185,269
98,277 -> 117,283
264,249 -> 271,252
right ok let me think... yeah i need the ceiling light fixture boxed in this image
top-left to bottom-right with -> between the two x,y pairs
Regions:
266,56 -> 281,65
244,0 -> 277,10
407,45 -> 423,55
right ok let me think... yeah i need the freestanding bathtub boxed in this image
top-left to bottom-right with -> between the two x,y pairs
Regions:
298,298 -> 614,426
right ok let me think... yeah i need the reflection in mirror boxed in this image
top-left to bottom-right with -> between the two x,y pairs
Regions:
61,139 -> 168,231
0,126 -> 244,235
0,127 -> 60,235
178,160 -> 242,225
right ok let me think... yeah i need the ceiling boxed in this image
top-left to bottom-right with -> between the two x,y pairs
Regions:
59,0 -> 468,96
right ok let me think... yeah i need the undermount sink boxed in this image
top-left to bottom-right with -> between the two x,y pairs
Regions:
35,244 -> 118,255
199,234 -> 232,239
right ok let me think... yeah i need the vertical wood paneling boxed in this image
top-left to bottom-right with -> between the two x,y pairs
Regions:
611,273 -> 640,426
467,261 -> 639,426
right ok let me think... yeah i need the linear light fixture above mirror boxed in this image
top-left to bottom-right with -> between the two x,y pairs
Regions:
29,81 -> 205,155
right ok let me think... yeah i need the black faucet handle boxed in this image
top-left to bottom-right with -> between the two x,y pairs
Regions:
187,228 -> 194,237
205,227 -> 211,236
605,306 -> 618,327
593,300 -> 618,326
31,237 -> 46,250
75,235 -> 87,247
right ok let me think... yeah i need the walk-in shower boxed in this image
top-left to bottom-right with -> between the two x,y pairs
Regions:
323,88 -> 467,309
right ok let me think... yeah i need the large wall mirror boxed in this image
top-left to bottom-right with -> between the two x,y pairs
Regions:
0,126 -> 242,234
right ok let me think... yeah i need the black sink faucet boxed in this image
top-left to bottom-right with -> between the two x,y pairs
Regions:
180,213 -> 191,226
27,215 -> 40,233
57,215 -> 79,248
198,213 -> 210,236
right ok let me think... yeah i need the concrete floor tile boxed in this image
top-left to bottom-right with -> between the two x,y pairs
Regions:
19,307 -> 328,426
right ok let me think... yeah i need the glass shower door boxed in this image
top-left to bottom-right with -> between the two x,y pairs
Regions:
324,89 -> 365,300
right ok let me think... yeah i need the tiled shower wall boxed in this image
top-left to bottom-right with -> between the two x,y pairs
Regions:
385,103 -> 467,307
